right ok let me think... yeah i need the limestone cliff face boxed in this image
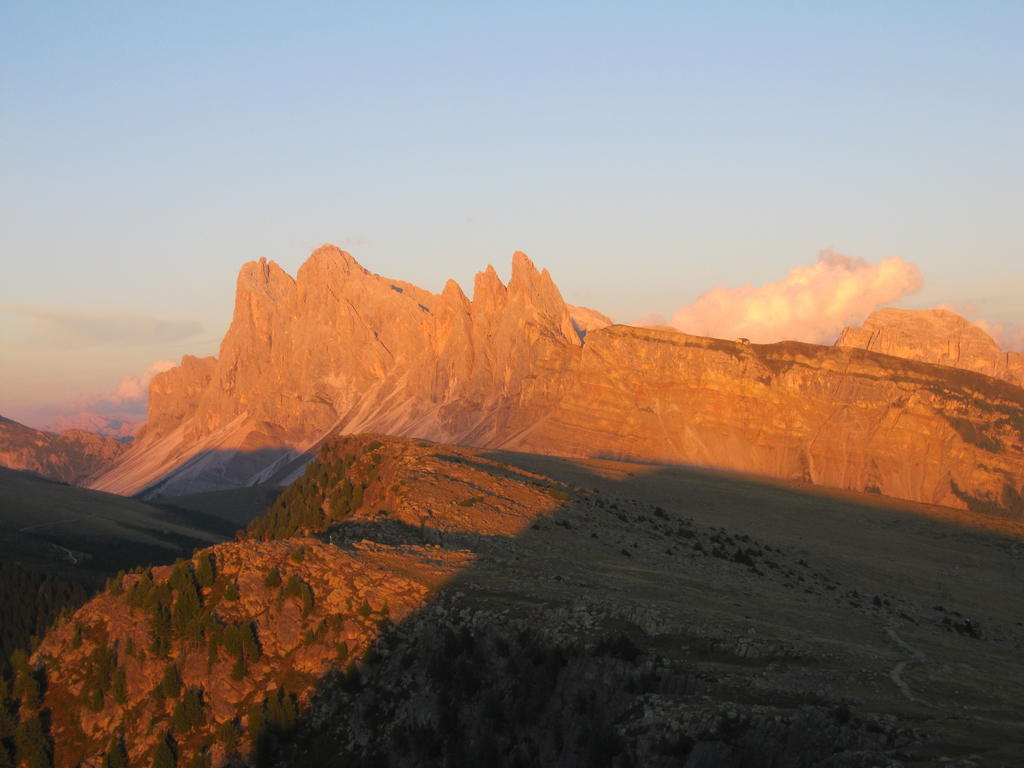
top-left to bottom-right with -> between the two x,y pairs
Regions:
837,308 -> 1024,387
90,247 -> 1024,515
510,328 -> 1024,511
91,246 -> 583,498
0,415 -> 127,484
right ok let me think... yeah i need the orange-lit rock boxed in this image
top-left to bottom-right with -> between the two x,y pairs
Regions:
0,415 -> 127,484
837,307 -> 1024,387
89,247 -> 1024,515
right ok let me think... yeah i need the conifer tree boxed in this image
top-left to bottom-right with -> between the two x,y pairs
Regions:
0,677 -> 15,767
263,568 -> 281,588
0,677 -> 15,738
172,581 -> 202,642
159,664 -> 182,700
129,571 -> 155,609
171,687 -> 205,733
9,650 -> 40,708
14,714 -> 51,768
168,562 -> 193,593
247,702 -> 266,747
101,734 -> 129,768
151,733 -> 176,768
112,666 -> 127,704
108,573 -> 125,596
215,720 -> 239,752
150,594 -> 172,656
196,555 -> 216,589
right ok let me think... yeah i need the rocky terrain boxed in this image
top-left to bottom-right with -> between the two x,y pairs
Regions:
0,416 -> 127,485
837,308 -> 1024,388
86,247 -> 1024,520
9,435 -> 1022,767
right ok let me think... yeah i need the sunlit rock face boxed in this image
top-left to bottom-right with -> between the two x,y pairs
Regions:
837,307 -> 1024,387
91,246 -> 1024,514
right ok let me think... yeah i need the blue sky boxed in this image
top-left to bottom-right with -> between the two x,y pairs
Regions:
2,1 -> 1022,423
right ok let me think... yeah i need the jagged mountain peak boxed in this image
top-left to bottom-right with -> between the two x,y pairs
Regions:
85,246 -> 1024,519
472,263 -> 507,307
297,243 -> 366,284
236,256 -> 295,305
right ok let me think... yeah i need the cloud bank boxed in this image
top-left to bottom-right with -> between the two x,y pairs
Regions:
668,251 -> 923,344
0,305 -> 201,347
110,360 -> 176,403
37,360 -> 176,437
970,318 -> 1024,353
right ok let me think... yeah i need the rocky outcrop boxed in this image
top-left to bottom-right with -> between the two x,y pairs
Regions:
29,535 -> 464,768
837,307 -> 1024,388
25,436 -> 568,767
89,247 -> 1024,515
513,327 -> 1024,512
23,435 -> 1024,767
0,415 -> 127,485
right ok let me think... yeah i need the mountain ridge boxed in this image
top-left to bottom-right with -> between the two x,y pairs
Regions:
87,246 -> 1024,517
0,415 -> 128,485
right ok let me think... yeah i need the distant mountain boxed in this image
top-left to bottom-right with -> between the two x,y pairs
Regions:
0,414 -> 128,484
45,411 -> 141,440
837,307 -> 1024,387
0,466 -> 234,583
87,245 -> 1024,517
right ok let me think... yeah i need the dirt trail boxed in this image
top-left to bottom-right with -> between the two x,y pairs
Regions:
50,544 -> 79,565
885,625 -> 930,706
19,516 -> 81,533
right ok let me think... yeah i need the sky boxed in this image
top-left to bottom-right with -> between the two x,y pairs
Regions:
2,1 -> 1022,428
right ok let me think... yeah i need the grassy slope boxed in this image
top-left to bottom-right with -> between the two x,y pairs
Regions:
154,484 -> 282,531
13,436 -> 1024,766
0,467 -> 277,667
0,467 -> 228,582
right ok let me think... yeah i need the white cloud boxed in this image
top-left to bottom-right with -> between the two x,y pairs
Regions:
667,251 -> 923,344
111,360 -> 176,402
970,318 -> 1024,353
0,305 -> 201,347
32,360 -> 177,436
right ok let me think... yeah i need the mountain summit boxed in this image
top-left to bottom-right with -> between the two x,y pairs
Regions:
836,307 -> 1024,387
90,246 -> 1024,515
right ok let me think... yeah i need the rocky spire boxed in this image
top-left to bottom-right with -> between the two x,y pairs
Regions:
472,264 -> 508,312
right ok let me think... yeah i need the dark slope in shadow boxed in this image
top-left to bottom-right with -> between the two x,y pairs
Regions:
0,466 -> 229,581
134,447 -> 302,500
243,441 -> 1024,768
156,484 -> 283,530
0,468 -> 255,685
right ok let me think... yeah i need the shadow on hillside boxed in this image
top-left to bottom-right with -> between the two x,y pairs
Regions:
231,448 -> 1024,768
134,447 -> 306,501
